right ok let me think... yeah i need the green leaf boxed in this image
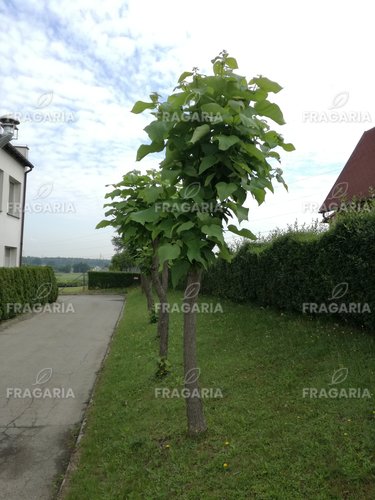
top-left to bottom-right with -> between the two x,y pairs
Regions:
228,202 -> 249,223
281,142 -> 295,152
130,207 -> 160,224
176,221 -> 195,234
136,142 -> 164,161
150,92 -> 160,103
201,103 -> 227,115
204,172 -> 216,186
186,239 -> 206,265
236,205 -> 249,223
232,186 -> 247,205
161,168 -> 181,185
213,60 -> 223,76
249,186 -> 266,205
104,188 -> 122,199
199,155 -> 219,174
96,219 -> 112,229
216,135 -> 240,151
232,160 -> 251,175
226,57 -> 238,69
248,89 -> 268,102
216,182 -> 237,201
170,261 -> 190,288
266,151 -> 281,161
254,100 -> 285,125
131,101 -> 156,114
275,169 -> 288,191
241,142 -> 265,162
144,121 -> 170,142
152,218 -> 175,240
239,113 -> 257,128
250,76 -> 283,94
264,131 -> 280,147
227,224 -> 256,240
138,186 -> 164,203
201,224 -> 225,244
190,124 -> 210,144
227,100 -> 244,113
168,92 -> 188,107
158,243 -> 181,264
178,71 -> 193,83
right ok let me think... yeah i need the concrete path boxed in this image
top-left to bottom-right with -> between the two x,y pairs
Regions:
0,294 -> 124,500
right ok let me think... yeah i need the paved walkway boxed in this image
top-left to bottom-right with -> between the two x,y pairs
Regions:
0,294 -> 124,500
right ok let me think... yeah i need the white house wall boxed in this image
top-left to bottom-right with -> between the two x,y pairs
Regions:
0,148 -> 25,267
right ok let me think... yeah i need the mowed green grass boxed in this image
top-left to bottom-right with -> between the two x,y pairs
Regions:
63,288 -> 375,499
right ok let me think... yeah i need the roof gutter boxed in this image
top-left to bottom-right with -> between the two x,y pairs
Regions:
19,165 -> 33,266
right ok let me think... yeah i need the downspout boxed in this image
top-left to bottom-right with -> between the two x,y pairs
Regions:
19,165 -> 32,266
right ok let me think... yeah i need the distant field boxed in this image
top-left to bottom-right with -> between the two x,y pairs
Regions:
55,272 -> 86,287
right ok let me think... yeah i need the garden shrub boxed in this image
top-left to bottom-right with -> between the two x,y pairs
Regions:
202,211 -> 375,330
88,271 -> 140,289
0,266 -> 58,321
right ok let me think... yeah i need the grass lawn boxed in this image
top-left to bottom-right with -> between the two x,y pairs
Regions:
63,288 -> 375,499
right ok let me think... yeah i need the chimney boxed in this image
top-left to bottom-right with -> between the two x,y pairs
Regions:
0,115 -> 20,140
0,115 -> 20,148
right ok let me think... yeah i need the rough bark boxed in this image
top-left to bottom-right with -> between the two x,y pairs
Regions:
151,252 -> 169,359
140,273 -> 154,313
183,266 -> 207,436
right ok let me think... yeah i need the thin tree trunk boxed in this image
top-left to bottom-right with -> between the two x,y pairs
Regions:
140,273 -> 154,313
183,266 -> 207,436
162,261 -> 169,292
151,252 -> 169,359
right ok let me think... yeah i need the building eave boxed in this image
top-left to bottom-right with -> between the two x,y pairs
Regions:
3,143 -> 35,170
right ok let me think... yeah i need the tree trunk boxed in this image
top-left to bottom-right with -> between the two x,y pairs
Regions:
151,253 -> 169,359
183,266 -> 207,436
161,261 -> 169,291
140,273 -> 154,313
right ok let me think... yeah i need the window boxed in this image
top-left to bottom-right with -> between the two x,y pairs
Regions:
8,177 -> 21,217
4,246 -> 17,267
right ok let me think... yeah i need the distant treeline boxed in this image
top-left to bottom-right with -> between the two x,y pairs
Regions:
22,256 -> 110,273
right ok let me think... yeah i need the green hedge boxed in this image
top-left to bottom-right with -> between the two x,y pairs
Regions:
202,211 -> 375,330
88,271 -> 140,289
0,266 -> 58,321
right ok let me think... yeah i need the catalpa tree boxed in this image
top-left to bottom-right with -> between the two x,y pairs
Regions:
130,51 -> 294,435
97,169 -> 176,364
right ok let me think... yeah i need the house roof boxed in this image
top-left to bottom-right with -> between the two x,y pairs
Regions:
319,127 -> 375,213
2,143 -> 35,170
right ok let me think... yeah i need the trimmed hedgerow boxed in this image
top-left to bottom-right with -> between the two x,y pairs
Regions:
0,266 -> 58,321
88,271 -> 139,289
202,211 -> 375,330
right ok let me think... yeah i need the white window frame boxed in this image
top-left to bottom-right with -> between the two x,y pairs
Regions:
8,177 -> 21,218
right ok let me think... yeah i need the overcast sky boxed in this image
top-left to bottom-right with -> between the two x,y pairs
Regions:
1,0 -> 374,259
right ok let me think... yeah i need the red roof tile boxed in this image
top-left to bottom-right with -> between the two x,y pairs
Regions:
319,127 -> 375,212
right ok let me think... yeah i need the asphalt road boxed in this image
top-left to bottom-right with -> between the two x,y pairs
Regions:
0,294 -> 125,500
